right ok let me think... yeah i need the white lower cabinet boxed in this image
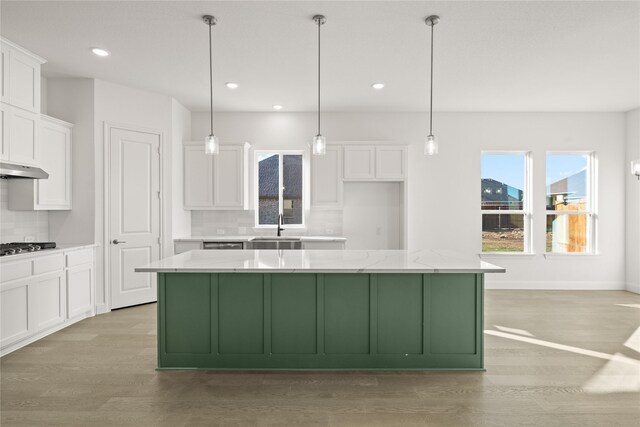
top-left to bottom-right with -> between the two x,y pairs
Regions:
0,282 -> 30,348
301,241 -> 346,250
174,241 -> 203,254
66,264 -> 93,319
32,272 -> 66,331
0,246 -> 95,356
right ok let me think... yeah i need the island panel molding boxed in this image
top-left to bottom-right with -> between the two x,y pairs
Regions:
156,271 -> 484,370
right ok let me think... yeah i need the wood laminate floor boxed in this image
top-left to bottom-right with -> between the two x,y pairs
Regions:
2,290 -> 640,427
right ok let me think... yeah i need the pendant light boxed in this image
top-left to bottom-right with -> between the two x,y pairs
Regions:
203,15 -> 219,155
424,15 -> 440,156
312,15 -> 327,156
632,160 -> 640,180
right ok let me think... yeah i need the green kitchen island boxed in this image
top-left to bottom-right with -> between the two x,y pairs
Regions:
135,249 -> 504,371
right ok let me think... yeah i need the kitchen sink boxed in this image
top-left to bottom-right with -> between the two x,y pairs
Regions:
247,237 -> 302,250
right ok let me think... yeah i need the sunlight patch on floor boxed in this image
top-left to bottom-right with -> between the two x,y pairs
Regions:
582,353 -> 640,394
623,326 -> 640,353
616,304 -> 640,309
484,330 -> 639,365
493,325 -> 534,337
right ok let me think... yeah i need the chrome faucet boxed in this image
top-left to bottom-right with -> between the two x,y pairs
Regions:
277,213 -> 285,237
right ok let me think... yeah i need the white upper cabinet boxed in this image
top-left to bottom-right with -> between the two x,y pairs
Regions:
184,142 -> 250,210
6,105 -> 39,166
375,145 -> 407,179
1,38 -> 48,167
184,144 -> 214,208
344,143 -> 407,181
311,145 -> 343,208
214,144 -> 249,208
0,103 -> 8,161
8,116 -> 72,210
344,145 -> 375,179
1,38 -> 46,113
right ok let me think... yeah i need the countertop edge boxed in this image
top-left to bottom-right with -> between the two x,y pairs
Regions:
0,243 -> 98,262
174,236 -> 347,243
135,268 -> 506,274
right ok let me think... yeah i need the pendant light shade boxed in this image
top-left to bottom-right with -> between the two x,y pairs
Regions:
203,15 -> 219,155
632,160 -> 640,180
424,134 -> 438,156
424,15 -> 440,156
312,135 -> 326,155
312,14 -> 327,156
205,134 -> 219,155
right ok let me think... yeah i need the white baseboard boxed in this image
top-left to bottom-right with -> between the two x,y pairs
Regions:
485,280 -> 626,290
96,304 -> 110,315
625,282 -> 640,294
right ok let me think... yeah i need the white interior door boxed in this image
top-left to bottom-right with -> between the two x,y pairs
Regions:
109,127 -> 160,309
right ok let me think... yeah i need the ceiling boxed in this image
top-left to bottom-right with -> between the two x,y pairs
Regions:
1,1 -> 638,113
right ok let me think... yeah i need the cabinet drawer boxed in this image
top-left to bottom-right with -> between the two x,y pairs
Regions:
66,248 -> 93,267
0,259 -> 32,282
32,253 -> 64,275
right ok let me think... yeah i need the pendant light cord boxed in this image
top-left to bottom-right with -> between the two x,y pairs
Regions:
317,19 -> 321,136
209,21 -> 214,136
429,22 -> 434,136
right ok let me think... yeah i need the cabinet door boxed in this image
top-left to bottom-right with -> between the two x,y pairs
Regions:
0,103 -> 8,160
213,145 -> 245,208
0,45 -> 8,103
0,282 -> 30,349
8,48 -> 40,113
375,145 -> 407,179
174,241 -> 203,254
67,264 -> 93,319
36,119 -> 72,209
32,272 -> 66,332
8,106 -> 38,165
312,145 -> 343,207
344,145 -> 375,180
184,144 -> 214,208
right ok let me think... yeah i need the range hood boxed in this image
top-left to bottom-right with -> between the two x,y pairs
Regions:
0,162 -> 49,179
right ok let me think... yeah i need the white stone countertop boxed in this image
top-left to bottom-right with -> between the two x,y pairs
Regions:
136,249 -> 505,274
0,243 -> 98,263
174,236 -> 347,242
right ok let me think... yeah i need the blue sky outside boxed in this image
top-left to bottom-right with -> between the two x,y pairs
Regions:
481,154 -> 525,191
546,154 -> 588,187
481,154 -> 588,191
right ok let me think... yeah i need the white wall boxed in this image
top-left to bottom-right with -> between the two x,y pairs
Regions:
626,108 -> 640,293
171,99 -> 191,241
93,79 -> 174,312
47,78 -> 96,246
48,78 -> 187,313
192,111 -> 626,290
343,182 -> 401,249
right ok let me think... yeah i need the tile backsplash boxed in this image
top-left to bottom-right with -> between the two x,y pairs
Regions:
0,180 -> 49,242
191,209 -> 343,237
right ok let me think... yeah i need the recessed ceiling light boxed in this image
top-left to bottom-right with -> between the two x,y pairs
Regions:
91,48 -> 110,57
225,82 -> 239,89
273,105 -> 283,110
372,83 -> 385,90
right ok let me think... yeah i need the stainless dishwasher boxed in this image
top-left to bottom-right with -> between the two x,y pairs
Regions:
202,241 -> 244,250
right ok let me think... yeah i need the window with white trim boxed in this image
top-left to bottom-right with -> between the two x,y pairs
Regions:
545,152 -> 596,253
481,152 -> 531,253
255,151 -> 304,227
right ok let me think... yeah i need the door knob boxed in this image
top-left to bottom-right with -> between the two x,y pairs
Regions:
112,239 -> 127,244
